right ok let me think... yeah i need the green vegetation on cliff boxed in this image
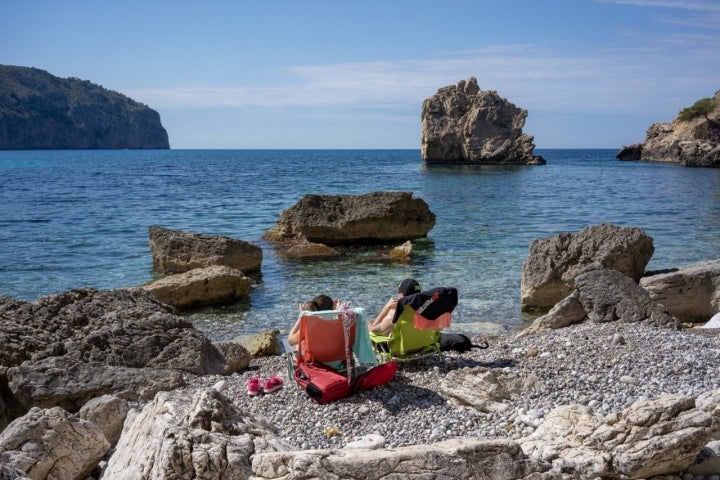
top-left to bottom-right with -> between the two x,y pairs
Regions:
0,65 -> 169,149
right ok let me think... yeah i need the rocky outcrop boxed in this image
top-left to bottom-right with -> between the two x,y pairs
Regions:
263,191 -> 435,245
421,77 -> 545,165
148,225 -> 262,274
143,265 -> 253,310
0,65 -> 169,149
519,394 -> 713,479
0,288 -> 243,422
520,265 -> 679,336
520,223 -> 655,313
640,259 -> 720,323
101,388 -> 291,479
0,406 -> 110,480
622,89 -> 720,167
616,143 -> 642,160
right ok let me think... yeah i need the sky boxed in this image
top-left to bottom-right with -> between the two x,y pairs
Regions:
1,0 -> 719,149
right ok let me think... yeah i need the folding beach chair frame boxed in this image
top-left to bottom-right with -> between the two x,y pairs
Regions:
282,307 -> 366,389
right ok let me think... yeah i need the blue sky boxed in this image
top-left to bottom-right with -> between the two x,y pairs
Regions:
2,0 -> 719,149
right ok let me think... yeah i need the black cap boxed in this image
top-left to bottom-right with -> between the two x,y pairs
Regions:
398,278 -> 421,296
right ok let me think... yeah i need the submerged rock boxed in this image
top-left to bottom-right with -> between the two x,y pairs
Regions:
421,77 -> 545,165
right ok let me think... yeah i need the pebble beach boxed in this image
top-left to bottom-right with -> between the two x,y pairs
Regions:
187,321 -> 720,452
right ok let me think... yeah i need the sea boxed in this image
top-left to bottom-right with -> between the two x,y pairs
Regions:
1,149 -> 718,341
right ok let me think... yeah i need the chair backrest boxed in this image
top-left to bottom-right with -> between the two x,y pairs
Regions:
388,287 -> 457,357
298,309 -> 357,364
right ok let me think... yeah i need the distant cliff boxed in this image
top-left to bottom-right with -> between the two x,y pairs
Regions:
421,77 -> 544,165
0,65 -> 169,149
617,89 -> 720,167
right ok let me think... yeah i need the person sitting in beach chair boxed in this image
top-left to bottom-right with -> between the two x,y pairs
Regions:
282,299 -> 377,398
370,279 -> 457,362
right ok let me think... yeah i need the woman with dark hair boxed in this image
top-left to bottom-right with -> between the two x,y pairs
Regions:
288,294 -> 337,345
368,278 -> 420,334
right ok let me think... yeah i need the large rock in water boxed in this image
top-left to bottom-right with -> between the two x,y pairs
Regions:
0,288 -> 243,420
631,89 -> 720,167
263,191 -> 436,245
421,77 -> 545,165
149,225 -> 262,274
520,223 -> 654,313
0,65 -> 169,149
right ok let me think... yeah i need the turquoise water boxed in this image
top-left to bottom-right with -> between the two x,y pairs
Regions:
1,149 -> 718,340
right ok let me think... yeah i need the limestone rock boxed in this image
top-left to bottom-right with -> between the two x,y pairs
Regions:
251,438 -> 549,480
390,240 -> 413,261
640,259 -> 720,323
0,288 -> 236,418
0,65 -> 169,150
78,394 -> 131,447
421,77 -> 545,165
0,465 -> 31,479
640,90 -> 720,167
616,143 -> 643,160
519,394 -> 712,478
704,312 -> 720,328
213,341 -> 252,373
263,191 -> 435,245
687,440 -> 720,476
143,265 -> 253,309
522,266 -> 678,335
281,241 -> 340,259
231,329 -> 282,357
521,223 -> 654,313
0,406 -> 110,480
439,367 -> 540,413
101,388 -> 291,480
148,225 -> 262,274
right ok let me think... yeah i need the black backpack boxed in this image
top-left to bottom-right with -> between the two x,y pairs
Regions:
439,332 -> 489,353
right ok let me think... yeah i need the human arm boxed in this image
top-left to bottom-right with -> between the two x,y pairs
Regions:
288,316 -> 302,345
369,297 -> 397,333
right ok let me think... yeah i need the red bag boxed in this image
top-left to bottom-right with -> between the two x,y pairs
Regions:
294,362 -> 351,404
354,361 -> 398,392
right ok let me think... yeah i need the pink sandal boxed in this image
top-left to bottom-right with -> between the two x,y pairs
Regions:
247,377 -> 261,396
263,375 -> 284,394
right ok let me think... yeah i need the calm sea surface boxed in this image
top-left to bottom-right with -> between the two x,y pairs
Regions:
1,149 -> 718,341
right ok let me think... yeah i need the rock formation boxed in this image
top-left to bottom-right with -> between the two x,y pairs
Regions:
148,225 -> 262,274
142,265 -> 253,310
0,288 -> 248,427
0,65 -> 169,149
616,143 -> 643,160
520,223 -> 654,313
520,265 -> 679,336
617,89 -> 720,167
421,77 -> 545,165
640,259 -> 720,323
263,191 -> 435,245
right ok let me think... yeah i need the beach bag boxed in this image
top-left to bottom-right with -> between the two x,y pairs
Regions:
354,361 -> 398,392
439,332 -> 489,353
294,362 -> 351,404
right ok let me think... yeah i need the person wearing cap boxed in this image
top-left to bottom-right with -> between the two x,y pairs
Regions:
368,278 -> 421,334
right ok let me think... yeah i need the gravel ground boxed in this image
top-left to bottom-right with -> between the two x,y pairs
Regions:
186,322 -> 720,452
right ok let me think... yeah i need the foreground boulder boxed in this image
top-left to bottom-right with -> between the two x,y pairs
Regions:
0,406 -> 110,480
519,394 -> 712,478
521,266 -> 679,335
263,191 -> 435,245
640,259 -> 720,323
421,77 -> 545,165
633,89 -> 720,167
0,288 -> 241,419
148,225 -> 262,274
521,223 -> 654,313
142,265 -> 253,309
101,388 -> 291,479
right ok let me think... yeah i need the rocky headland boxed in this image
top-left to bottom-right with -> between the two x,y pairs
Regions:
0,65 -> 169,149
1,221 -> 719,479
421,77 -> 545,165
617,89 -> 720,167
